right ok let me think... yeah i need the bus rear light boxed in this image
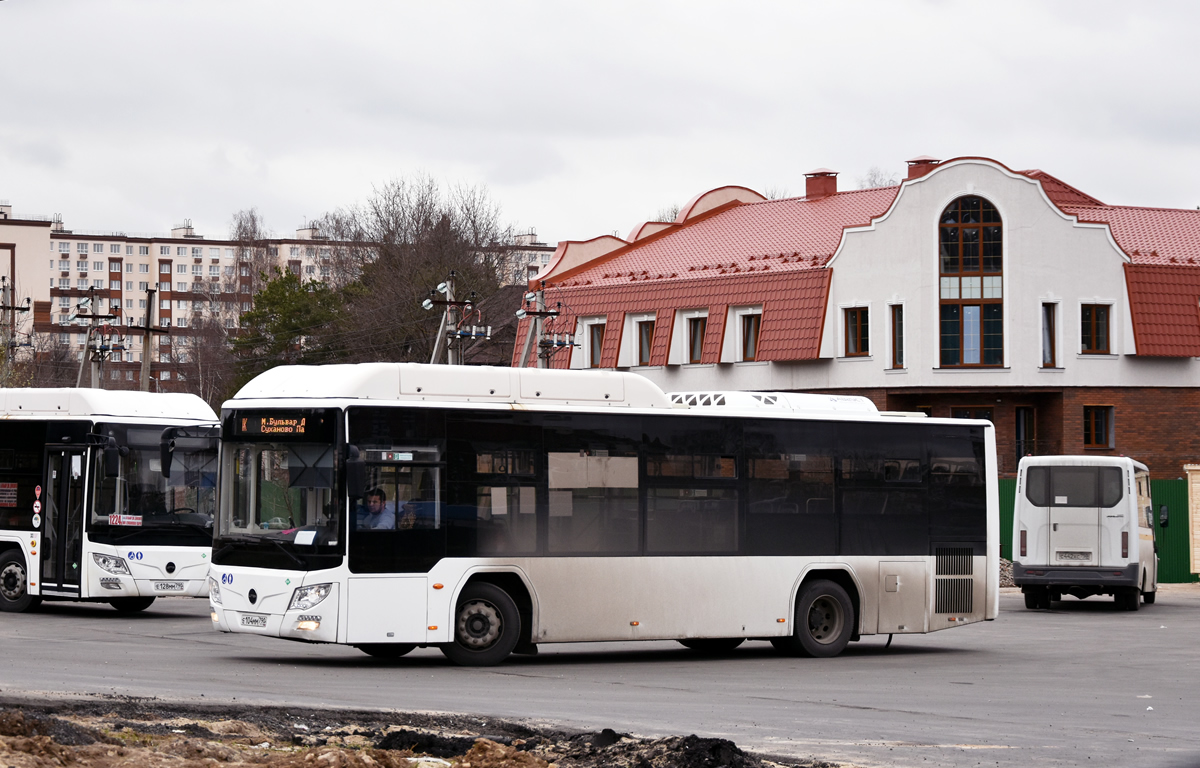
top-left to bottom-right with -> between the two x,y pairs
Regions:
1122,531 -> 1129,558
1020,530 -> 1027,558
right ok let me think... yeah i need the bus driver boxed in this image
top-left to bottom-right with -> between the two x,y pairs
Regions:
356,488 -> 395,530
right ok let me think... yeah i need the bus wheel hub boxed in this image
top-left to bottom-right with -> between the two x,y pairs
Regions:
458,600 -> 501,648
0,563 -> 26,599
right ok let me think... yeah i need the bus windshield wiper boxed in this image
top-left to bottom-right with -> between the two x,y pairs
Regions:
264,536 -> 306,569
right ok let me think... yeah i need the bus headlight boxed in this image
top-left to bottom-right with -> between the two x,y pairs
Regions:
92,553 -> 130,575
208,576 -> 223,605
288,583 -> 331,611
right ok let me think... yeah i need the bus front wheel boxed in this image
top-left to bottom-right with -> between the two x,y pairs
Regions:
772,580 -> 854,658
0,551 -> 41,613
109,597 -> 156,613
441,583 -> 521,666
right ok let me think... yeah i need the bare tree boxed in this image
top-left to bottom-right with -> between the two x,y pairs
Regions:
762,187 -> 792,201
654,204 -> 681,223
230,208 -> 278,296
857,166 -> 900,189
311,175 -> 513,364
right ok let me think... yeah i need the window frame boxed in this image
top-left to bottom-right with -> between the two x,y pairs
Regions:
741,313 -> 761,362
1042,302 -> 1058,368
1083,405 -> 1114,449
938,196 -> 1004,367
1080,303 -> 1111,355
688,316 -> 707,364
637,319 -> 655,366
844,307 -> 869,357
890,303 -> 905,369
589,324 -> 604,368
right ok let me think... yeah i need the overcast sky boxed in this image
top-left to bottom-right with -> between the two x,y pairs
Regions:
2,1 -> 1198,245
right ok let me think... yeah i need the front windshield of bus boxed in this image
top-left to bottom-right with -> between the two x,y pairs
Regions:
219,441 -> 338,547
89,423 -> 217,545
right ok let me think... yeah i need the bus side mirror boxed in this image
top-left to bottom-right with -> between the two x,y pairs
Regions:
346,446 -> 366,499
160,440 -> 175,478
104,439 -> 124,479
1159,505 -> 1169,528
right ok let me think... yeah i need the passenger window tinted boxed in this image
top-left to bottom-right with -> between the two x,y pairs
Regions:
544,415 -> 640,554
744,420 -> 836,556
1025,466 -> 1123,508
646,487 -> 737,553
839,423 -> 929,555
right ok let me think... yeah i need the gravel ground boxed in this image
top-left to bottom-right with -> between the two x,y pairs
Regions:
0,698 -> 847,768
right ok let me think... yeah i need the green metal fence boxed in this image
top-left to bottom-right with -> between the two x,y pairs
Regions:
996,477 -> 1197,583
1151,480 -> 1197,583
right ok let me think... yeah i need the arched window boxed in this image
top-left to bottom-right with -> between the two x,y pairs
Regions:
939,196 -> 1002,366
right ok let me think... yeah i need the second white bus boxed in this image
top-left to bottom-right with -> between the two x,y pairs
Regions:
208,363 -> 999,665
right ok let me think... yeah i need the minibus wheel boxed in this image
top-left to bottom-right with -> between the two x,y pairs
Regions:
441,582 -> 521,666
109,597 -> 156,613
772,579 -> 854,658
1116,588 -> 1140,611
678,638 -> 745,653
0,551 -> 41,613
356,644 -> 416,659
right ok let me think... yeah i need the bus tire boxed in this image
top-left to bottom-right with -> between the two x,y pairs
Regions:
441,582 -> 520,666
678,638 -> 745,653
356,643 -> 416,659
0,551 -> 41,613
773,580 -> 854,658
109,597 -> 156,613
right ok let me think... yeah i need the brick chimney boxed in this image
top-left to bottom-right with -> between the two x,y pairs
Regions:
906,156 -> 941,180
804,168 -> 838,199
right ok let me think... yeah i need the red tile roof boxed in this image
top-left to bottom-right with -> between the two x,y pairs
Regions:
1020,170 -> 1105,207
510,271 -> 832,367
1124,264 -> 1200,356
1061,205 -> 1200,265
543,186 -> 898,291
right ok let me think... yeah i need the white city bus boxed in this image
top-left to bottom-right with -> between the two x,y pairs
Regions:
0,388 -> 219,613
208,363 -> 998,665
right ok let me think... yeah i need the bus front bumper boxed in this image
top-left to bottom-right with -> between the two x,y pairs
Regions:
1012,562 -> 1138,589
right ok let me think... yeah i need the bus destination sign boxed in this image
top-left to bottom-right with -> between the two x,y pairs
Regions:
241,416 -> 306,435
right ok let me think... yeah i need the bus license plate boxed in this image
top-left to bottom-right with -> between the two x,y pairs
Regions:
240,614 -> 268,628
154,581 -> 185,592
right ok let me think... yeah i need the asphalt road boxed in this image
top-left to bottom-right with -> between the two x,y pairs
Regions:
1,586 -> 1198,768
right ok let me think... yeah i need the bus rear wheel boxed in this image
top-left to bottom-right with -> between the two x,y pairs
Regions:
772,580 -> 854,658
441,583 -> 521,666
0,551 -> 41,613
678,638 -> 745,653
356,643 -> 416,659
109,597 -> 156,613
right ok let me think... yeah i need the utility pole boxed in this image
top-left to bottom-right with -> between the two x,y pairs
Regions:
0,275 -> 30,385
71,288 -> 117,388
423,271 -> 473,365
137,287 -> 171,391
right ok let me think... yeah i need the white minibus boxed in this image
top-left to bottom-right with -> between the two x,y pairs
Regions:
1012,455 -> 1163,611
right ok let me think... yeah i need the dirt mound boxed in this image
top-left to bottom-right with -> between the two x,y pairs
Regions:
0,700 -> 848,768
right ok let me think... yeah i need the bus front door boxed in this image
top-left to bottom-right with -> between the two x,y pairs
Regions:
41,449 -> 86,595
